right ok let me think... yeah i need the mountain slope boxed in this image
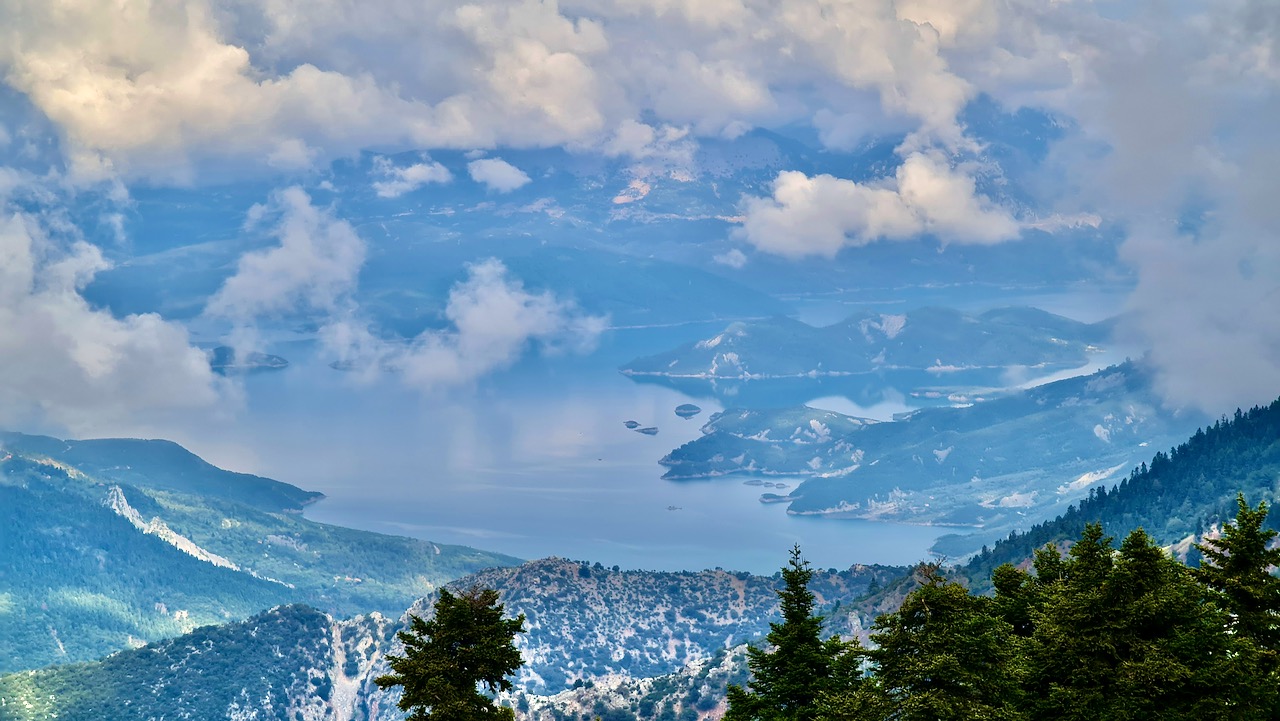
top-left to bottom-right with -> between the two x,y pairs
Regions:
0,558 -> 906,720
0,431 -> 322,513
0,459 -> 292,673
963,397 -> 1280,583
0,437 -> 519,673
622,306 -> 1109,382
659,362 -> 1207,549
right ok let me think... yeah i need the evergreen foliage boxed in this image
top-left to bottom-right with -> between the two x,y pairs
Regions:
1194,494 -> 1280,651
815,505 -> 1280,720
851,564 -> 1024,720
725,546 -> 861,721
967,399 -> 1280,585
1018,526 -> 1246,719
377,585 -> 527,721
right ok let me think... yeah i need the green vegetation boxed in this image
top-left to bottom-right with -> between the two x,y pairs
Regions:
725,546 -> 859,721
0,436 -> 519,673
378,586 -> 527,721
0,605 -> 334,721
1194,495 -> 1280,651
732,504 -> 1280,720
850,564 -> 1022,719
967,398 -> 1280,584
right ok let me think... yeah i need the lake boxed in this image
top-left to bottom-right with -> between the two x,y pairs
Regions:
150,324 -> 951,576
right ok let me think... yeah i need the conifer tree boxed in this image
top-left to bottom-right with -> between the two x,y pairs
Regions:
376,585 -> 526,721
1194,494 -> 1280,651
1026,526 -> 1241,719
854,564 -> 1024,720
725,545 -> 860,721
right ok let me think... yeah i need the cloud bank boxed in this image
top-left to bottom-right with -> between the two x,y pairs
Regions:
2,0 -> 1280,417
0,196 -> 223,432
206,187 -> 366,325
206,188 -> 603,391
322,259 -> 606,391
0,0 -> 1077,182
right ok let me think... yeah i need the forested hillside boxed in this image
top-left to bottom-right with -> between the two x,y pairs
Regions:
966,397 -> 1280,583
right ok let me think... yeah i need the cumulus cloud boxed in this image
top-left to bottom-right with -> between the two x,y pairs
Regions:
322,259 -> 606,391
467,157 -> 531,193
372,156 -> 453,198
5,0 -> 1279,417
737,151 -> 1020,257
205,187 -> 365,349
0,196 -> 223,432
0,0 -> 1078,183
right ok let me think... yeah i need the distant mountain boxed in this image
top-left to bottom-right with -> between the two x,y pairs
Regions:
425,558 -> 900,693
0,431 -> 321,513
0,434 -> 518,673
84,107 -> 1122,336
622,306 -> 1109,382
0,558 -> 905,720
659,362 -> 1208,552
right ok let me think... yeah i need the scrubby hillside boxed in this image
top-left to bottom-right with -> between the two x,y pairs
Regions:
0,556 -> 906,720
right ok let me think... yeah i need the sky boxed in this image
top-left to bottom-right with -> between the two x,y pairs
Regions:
0,0 -> 1278,434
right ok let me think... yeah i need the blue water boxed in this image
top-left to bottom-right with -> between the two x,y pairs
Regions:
155,326 -> 946,576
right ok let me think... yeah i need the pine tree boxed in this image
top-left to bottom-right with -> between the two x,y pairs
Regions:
857,563 -> 1024,720
725,545 -> 860,721
1194,494 -> 1280,650
1192,494 -> 1280,716
1026,526 -> 1242,719
376,585 -> 526,721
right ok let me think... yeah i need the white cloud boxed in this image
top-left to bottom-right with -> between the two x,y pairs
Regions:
266,139 -> 319,170
0,0 -> 1080,183
467,157 -> 531,193
372,156 -> 453,198
1028,1 -> 1280,413
205,187 -> 365,328
737,151 -> 1020,258
713,248 -> 748,269
7,0 -> 1280,416
0,198 -> 223,432
322,259 -> 606,391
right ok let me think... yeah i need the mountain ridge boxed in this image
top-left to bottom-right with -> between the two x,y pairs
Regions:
0,436 -> 519,674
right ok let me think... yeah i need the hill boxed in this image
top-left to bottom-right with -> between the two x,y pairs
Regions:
0,435 -> 518,673
659,362 -> 1207,551
622,306 -> 1109,383
0,558 -> 906,720
963,396 -> 1280,583
0,431 -> 322,513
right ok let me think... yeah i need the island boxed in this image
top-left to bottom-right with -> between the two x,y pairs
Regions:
674,403 -> 702,419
